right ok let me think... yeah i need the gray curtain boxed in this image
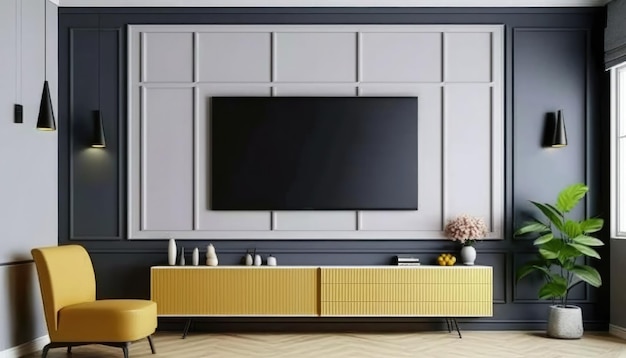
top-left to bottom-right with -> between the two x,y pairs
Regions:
606,0 -> 626,69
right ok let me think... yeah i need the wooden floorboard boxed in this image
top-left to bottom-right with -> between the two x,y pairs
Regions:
23,331 -> 626,358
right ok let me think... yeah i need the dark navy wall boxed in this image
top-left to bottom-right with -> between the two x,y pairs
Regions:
58,7 -> 608,331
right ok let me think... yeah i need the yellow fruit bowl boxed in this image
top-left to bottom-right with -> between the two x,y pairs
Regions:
437,253 -> 457,266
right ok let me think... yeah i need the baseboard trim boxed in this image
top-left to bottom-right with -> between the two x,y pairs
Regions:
0,335 -> 49,358
609,324 -> 626,340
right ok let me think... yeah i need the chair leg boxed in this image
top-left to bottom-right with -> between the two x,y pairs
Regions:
67,345 -> 72,353
147,335 -> 156,354
122,344 -> 129,358
41,343 -> 50,358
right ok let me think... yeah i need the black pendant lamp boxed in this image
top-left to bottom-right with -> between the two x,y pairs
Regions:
91,111 -> 106,148
551,110 -> 568,148
36,81 -> 56,131
37,0 -> 56,131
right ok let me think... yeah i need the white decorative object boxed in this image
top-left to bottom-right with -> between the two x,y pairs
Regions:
266,255 -> 277,266
244,253 -> 253,266
254,254 -> 262,266
206,244 -> 219,266
168,238 -> 177,266
460,245 -> 476,265
192,247 -> 199,266
547,305 -> 583,339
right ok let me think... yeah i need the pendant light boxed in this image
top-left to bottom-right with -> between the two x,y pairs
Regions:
36,0 -> 56,131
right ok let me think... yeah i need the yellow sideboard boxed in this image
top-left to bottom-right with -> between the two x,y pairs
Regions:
151,266 -> 492,317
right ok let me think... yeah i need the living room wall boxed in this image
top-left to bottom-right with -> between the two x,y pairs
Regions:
58,7 -> 608,331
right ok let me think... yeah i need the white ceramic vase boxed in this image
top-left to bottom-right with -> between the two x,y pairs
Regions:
460,245 -> 476,265
206,244 -> 218,266
167,238 -> 177,266
244,254 -> 253,266
192,247 -> 199,266
267,255 -> 277,266
254,254 -> 262,266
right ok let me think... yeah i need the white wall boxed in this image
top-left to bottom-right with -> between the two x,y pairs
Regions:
0,0 -> 57,353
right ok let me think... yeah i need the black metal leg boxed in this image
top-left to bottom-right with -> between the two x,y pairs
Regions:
452,318 -> 462,339
67,345 -> 72,353
182,318 -> 193,339
41,343 -> 50,358
122,344 -> 129,358
147,335 -> 156,354
445,318 -> 452,333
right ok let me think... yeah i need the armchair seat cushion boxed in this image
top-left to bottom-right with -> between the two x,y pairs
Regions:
56,299 -> 157,342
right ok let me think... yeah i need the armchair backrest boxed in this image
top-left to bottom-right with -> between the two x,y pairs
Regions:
31,245 -> 96,335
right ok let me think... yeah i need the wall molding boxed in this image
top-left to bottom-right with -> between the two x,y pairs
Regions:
0,335 -> 49,358
609,324 -> 626,340
57,0 -> 610,7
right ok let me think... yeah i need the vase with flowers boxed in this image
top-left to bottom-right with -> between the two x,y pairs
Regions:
444,214 -> 488,265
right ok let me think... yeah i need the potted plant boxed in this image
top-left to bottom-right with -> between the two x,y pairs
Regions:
515,183 -> 604,339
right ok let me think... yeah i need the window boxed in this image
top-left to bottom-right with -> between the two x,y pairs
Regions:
611,63 -> 626,238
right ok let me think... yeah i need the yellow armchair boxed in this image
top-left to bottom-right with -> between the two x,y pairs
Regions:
32,245 -> 157,358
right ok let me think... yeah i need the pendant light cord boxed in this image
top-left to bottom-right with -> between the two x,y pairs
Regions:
43,0 -> 46,81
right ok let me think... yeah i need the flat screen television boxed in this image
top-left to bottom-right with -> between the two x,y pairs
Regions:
210,96 -> 418,210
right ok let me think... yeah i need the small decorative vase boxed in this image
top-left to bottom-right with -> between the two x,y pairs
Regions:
267,255 -> 277,266
206,244 -> 218,266
192,247 -> 199,266
244,253 -> 253,266
254,254 -> 262,266
179,247 -> 186,266
168,238 -> 177,266
460,245 -> 476,265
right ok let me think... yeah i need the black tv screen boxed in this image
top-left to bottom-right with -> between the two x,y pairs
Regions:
210,97 -> 418,210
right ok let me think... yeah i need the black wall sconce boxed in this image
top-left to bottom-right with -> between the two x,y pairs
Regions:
542,110 -> 568,148
91,110 -> 106,148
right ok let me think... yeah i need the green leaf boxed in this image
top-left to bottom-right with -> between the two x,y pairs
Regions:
557,244 -> 580,266
568,243 -> 601,260
533,233 -> 554,246
539,280 -> 567,300
515,221 -> 550,236
516,262 -> 551,282
580,218 -> 604,234
555,183 -> 588,213
572,235 -> 605,247
530,201 -> 564,231
569,265 -> 602,288
539,248 -> 559,260
546,204 -> 564,217
563,220 -> 582,239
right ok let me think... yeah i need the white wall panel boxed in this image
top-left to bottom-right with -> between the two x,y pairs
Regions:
274,32 -> 357,83
444,84 -> 493,228
197,32 -> 271,82
358,84 -> 442,231
196,84 -> 272,230
128,25 -> 503,240
361,32 -> 442,83
444,32 -> 492,83
142,87 -> 194,230
142,32 -> 194,82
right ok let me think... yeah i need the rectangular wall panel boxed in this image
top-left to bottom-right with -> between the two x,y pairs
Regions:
142,32 -> 193,83
358,84 -> 442,231
444,85 -> 493,229
444,32 -> 492,83
142,87 -> 194,230
197,84 -> 272,231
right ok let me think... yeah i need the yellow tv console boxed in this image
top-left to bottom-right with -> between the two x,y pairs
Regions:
151,266 -> 492,338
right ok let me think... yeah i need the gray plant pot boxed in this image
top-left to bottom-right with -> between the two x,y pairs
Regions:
547,305 -> 583,339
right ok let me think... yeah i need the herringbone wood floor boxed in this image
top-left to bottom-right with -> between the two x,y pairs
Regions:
24,331 -> 626,358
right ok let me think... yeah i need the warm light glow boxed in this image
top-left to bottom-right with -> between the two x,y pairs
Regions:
91,144 -> 106,148
551,144 -> 567,148
37,127 -> 55,131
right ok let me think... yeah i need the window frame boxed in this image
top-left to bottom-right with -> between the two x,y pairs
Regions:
611,63 -> 626,239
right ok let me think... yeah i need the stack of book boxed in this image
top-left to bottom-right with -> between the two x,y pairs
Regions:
394,255 -> 420,266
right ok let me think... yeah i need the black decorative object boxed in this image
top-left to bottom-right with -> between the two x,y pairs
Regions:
91,110 -> 106,148
36,81 -> 56,131
551,110 -> 567,148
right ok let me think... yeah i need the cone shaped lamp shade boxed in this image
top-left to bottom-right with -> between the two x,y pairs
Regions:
551,110 -> 568,148
36,81 -> 56,131
92,110 -> 106,148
